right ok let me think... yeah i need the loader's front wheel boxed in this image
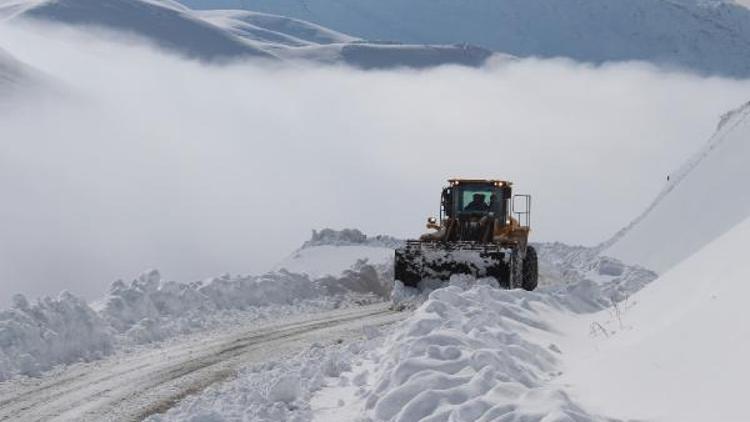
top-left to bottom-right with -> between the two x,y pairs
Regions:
522,245 -> 538,291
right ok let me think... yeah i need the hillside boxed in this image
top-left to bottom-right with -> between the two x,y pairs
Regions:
603,101 -> 750,272
0,0 -> 495,68
182,0 -> 750,77
0,0 -> 277,61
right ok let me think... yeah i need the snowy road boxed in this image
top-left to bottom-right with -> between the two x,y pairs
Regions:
0,303 -> 402,422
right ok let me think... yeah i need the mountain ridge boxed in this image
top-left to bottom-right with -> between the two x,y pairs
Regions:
180,0 -> 750,77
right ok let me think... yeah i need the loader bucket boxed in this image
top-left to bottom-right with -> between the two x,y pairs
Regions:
394,241 -> 514,288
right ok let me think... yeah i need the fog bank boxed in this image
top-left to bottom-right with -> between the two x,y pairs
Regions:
1,24 -> 749,304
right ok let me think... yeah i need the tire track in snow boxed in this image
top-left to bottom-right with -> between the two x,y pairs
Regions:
0,303 -> 403,422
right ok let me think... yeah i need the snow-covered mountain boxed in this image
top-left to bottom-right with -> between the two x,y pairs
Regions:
0,0 -> 495,69
182,0 -> 750,77
0,0 -> 277,61
603,101 -> 750,273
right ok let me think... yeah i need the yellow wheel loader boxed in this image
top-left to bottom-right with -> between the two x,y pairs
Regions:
395,178 -> 538,290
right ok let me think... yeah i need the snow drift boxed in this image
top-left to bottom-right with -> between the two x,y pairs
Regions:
561,214 -> 750,421
604,100 -> 750,272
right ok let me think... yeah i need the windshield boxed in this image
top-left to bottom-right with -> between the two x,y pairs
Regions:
458,185 -> 498,213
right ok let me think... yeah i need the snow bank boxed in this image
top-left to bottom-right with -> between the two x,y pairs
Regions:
101,263 -> 390,343
365,283 -> 599,421
0,292 -> 113,381
347,249 -> 656,421
0,259 -> 392,381
560,214 -> 750,422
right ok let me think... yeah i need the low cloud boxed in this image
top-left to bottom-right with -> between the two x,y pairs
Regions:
1,23 -> 749,303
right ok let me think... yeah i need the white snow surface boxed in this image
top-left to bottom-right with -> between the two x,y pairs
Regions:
559,214 -> 750,422
182,0 -> 750,77
0,0 -> 495,69
604,100 -> 750,272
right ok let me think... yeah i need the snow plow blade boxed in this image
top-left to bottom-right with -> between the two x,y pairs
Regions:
395,241 -> 514,288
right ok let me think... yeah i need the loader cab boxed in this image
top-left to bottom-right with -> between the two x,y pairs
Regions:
441,180 -> 512,225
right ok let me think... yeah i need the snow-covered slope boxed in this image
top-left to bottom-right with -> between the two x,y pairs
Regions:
196,9 -> 357,47
0,0 -> 495,68
603,101 -> 750,273
0,0 -> 277,61
560,214 -> 750,422
182,0 -> 750,77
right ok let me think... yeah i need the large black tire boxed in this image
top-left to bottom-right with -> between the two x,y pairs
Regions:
521,245 -> 538,291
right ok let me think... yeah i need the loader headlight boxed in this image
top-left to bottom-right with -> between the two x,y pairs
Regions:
427,217 -> 437,224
